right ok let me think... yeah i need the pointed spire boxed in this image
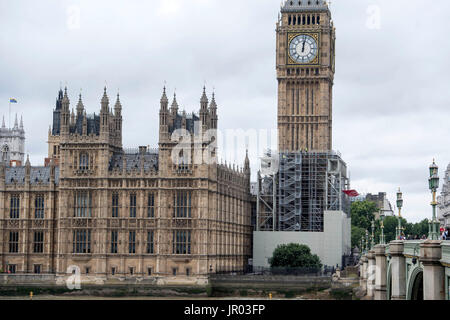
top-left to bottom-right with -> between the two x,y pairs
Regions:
171,92 -> 179,115
160,86 -> 169,112
62,86 -> 70,111
25,154 -> 30,166
20,115 -> 23,130
101,86 -> 109,111
2,116 -> 5,128
13,114 -> 18,128
200,86 -> 209,106
210,91 -> 217,108
244,149 -> 250,174
115,92 -> 122,110
76,93 -> 84,115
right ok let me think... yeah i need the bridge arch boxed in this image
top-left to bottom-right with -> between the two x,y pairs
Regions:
406,266 -> 423,300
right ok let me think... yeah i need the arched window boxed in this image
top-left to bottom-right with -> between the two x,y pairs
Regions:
1,145 -> 10,164
79,153 -> 89,170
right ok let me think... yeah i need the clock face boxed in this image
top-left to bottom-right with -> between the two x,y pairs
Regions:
289,34 -> 318,64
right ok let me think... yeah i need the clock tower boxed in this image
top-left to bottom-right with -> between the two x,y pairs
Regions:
277,0 -> 335,152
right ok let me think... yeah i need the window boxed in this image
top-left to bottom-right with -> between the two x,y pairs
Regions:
129,231 -> 136,254
33,231 -> 44,253
74,192 -> 92,217
112,193 -> 119,217
34,265 -> 41,274
111,267 -> 116,275
129,267 -> 134,275
130,193 -> 137,218
174,191 -> 192,218
10,195 -> 20,219
9,231 -> 19,253
147,193 -> 155,218
173,230 -> 191,255
8,265 -> 16,274
79,153 -> 89,170
73,229 -> 91,254
35,195 -> 45,219
172,268 -> 177,276
186,268 -> 191,277
85,267 -> 90,274
147,268 -> 152,276
111,231 -> 118,254
147,231 -> 154,254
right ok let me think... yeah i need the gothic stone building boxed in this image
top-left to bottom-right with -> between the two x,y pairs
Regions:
0,87 -> 252,285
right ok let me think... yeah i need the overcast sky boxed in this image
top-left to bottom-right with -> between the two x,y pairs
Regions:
0,0 -> 449,223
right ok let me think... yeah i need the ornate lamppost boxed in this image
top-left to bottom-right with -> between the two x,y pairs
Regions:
428,160 -> 440,240
365,229 -> 369,254
396,188 -> 404,240
371,220 -> 375,249
380,218 -> 385,245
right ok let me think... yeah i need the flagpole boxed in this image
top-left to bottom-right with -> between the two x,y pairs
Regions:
9,100 -> 11,129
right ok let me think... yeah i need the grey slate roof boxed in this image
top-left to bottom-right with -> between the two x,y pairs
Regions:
169,113 -> 200,135
281,0 -> 328,12
5,166 -> 59,185
69,114 -> 100,136
109,152 -> 159,172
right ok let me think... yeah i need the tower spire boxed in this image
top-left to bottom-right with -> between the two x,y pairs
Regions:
171,92 -> 179,115
76,93 -> 85,116
160,86 -> 169,110
2,116 -> 5,128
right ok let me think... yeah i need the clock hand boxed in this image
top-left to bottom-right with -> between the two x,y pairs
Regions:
302,40 -> 306,53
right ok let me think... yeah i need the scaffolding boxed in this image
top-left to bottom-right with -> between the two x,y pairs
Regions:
256,150 -> 350,232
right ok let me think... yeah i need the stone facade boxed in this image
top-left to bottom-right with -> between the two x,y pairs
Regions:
0,114 -> 25,167
0,87 -> 252,284
276,0 -> 335,152
438,164 -> 450,228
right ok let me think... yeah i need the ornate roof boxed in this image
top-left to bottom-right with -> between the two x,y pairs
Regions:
5,166 -> 59,185
281,0 -> 329,12
109,151 -> 159,172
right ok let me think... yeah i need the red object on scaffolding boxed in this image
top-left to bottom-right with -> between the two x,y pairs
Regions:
343,190 -> 359,197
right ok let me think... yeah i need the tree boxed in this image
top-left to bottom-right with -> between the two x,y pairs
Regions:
269,243 -> 322,269
351,201 -> 378,230
351,225 -> 366,249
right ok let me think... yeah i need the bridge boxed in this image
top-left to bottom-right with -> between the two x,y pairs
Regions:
358,240 -> 450,300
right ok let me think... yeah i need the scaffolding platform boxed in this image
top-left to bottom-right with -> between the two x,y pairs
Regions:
256,150 -> 350,232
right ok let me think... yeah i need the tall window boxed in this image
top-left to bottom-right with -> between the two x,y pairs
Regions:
73,229 -> 91,254
33,231 -> 44,253
129,231 -> 136,254
79,153 -> 89,170
9,231 -> 19,253
174,191 -> 192,218
147,231 -> 154,254
111,230 -> 118,254
112,193 -> 119,218
173,230 -> 191,255
74,192 -> 92,217
35,195 -> 44,219
148,193 -> 155,218
130,193 -> 137,218
10,195 -> 20,219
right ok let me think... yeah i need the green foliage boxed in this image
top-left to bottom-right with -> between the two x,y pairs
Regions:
351,201 -> 378,230
269,243 -> 322,269
351,225 -> 366,248
351,199 -> 431,248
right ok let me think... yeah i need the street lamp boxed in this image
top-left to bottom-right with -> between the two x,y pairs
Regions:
371,220 -> 375,249
396,188 -> 404,240
365,229 -> 369,254
428,160 -> 440,240
380,219 -> 385,245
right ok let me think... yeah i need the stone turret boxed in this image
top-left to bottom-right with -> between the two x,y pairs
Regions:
209,92 -> 218,129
